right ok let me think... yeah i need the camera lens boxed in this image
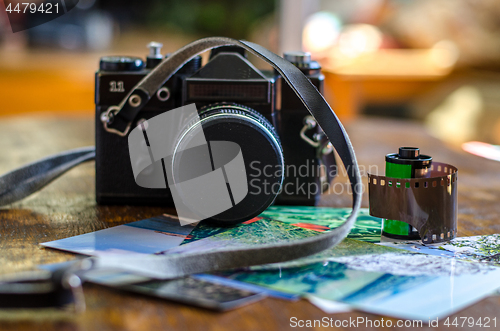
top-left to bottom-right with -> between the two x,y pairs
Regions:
171,103 -> 284,225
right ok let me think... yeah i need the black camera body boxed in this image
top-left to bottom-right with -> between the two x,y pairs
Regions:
95,43 -> 333,211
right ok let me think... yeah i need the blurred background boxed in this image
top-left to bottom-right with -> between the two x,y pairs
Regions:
1,0 -> 500,147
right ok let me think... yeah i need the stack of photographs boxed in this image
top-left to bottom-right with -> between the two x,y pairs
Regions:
40,207 -> 500,318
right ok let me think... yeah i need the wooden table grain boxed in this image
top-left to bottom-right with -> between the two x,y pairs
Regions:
0,115 -> 499,331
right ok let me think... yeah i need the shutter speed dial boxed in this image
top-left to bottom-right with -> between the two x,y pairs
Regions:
99,56 -> 144,72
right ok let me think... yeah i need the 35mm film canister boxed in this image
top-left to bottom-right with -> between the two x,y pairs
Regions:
368,148 -> 457,244
382,147 -> 432,240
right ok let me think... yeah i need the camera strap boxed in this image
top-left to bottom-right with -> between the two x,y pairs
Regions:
0,38 -> 362,294
0,147 -> 95,206
94,37 -> 363,278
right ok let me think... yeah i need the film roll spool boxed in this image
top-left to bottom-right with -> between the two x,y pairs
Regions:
382,147 -> 432,240
368,149 -> 458,244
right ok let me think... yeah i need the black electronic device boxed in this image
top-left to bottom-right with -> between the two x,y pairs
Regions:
95,41 -> 336,223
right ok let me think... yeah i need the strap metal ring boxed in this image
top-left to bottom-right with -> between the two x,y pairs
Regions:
157,87 -> 170,102
101,106 -> 131,137
129,94 -> 142,108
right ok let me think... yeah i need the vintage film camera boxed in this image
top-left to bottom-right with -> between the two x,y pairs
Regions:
95,42 -> 336,222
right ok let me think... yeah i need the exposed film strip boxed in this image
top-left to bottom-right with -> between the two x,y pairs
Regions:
369,162 -> 458,244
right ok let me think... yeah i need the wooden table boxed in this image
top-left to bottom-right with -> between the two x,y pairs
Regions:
0,115 -> 499,331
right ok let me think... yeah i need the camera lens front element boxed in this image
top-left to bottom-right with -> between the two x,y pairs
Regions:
171,104 -> 284,225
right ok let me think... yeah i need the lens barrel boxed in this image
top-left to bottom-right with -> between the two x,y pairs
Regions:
171,103 -> 284,225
